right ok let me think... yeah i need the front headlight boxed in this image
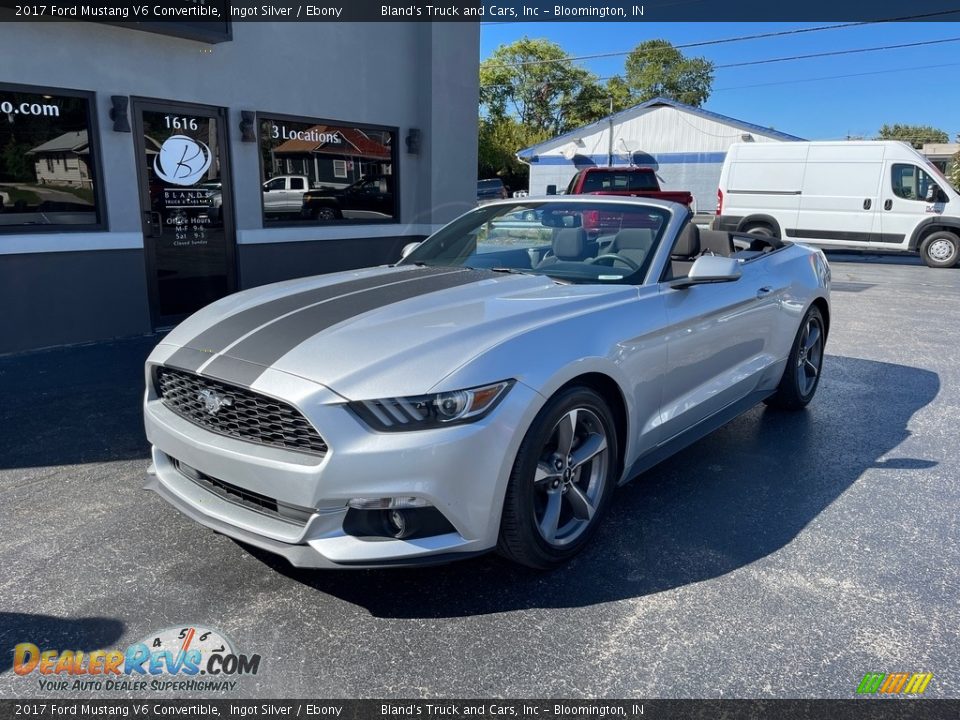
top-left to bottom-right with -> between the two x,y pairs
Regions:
348,380 -> 514,432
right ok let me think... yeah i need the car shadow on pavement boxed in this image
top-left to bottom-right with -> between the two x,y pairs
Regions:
0,613 -> 125,674
252,354 -> 940,617
0,336 -> 156,469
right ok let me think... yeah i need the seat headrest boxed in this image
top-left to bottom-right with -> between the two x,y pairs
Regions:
698,229 -> 734,256
553,227 -> 588,261
612,228 -> 654,251
673,222 -> 700,258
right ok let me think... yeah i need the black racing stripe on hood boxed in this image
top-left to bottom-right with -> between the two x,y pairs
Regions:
164,267 -> 450,372
199,268 -> 495,388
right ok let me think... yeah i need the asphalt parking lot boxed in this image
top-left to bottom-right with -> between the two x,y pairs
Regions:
1,252 -> 958,700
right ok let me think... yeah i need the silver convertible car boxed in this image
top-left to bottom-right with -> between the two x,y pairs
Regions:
144,197 -> 830,569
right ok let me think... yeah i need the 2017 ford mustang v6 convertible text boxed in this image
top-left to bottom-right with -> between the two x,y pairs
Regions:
144,198 -> 830,569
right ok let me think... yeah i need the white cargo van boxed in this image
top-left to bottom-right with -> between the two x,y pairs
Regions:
714,141 -> 960,268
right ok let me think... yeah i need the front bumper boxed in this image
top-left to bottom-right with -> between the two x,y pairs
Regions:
143,348 -> 541,568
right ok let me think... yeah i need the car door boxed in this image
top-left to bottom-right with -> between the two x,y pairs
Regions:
658,259 -> 782,443
286,176 -> 306,213
262,177 -> 287,214
792,145 -> 884,247
879,162 -> 941,246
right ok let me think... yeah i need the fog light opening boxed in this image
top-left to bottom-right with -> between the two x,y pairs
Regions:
386,509 -> 410,539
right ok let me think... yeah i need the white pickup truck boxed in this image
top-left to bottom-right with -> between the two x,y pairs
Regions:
262,175 -> 311,216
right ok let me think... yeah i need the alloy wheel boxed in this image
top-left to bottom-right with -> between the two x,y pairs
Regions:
797,315 -> 824,396
532,408 -> 609,547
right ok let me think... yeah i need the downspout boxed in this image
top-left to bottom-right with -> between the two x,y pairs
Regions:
515,153 -> 531,195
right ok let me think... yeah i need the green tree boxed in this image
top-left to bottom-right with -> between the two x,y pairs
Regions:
623,39 -> 714,107
480,37 -> 605,136
567,76 -> 636,128
876,124 -> 948,149
948,146 -> 960,192
1,137 -> 35,182
477,117 -> 549,192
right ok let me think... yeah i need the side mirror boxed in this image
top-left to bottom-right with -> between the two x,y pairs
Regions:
669,255 -> 742,289
262,185 -> 270,192
400,241 -> 422,259
546,184 -> 557,196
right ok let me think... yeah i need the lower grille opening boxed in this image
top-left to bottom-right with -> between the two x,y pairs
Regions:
343,507 -> 456,541
173,459 -> 314,526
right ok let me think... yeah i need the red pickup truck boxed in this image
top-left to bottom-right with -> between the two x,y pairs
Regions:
563,167 -> 694,208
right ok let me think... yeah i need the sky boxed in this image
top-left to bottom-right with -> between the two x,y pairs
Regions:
479,21 -> 960,141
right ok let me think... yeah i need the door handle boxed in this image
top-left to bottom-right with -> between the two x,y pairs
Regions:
863,198 -> 872,210
756,286 -> 773,298
884,199 -> 893,211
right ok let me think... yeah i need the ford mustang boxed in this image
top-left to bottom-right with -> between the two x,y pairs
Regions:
143,197 -> 830,569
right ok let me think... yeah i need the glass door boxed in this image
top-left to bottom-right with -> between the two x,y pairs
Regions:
132,99 -> 236,329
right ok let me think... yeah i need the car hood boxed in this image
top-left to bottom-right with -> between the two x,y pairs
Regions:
159,265 -> 636,399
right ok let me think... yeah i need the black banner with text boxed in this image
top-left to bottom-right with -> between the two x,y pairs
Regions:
2,700 -> 960,720
0,0 -> 959,22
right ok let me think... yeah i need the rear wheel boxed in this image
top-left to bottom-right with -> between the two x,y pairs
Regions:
919,231 -> 959,268
765,305 -> 826,410
497,387 -> 618,569
310,205 -> 340,221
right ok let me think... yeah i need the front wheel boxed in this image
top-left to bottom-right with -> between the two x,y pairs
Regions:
765,305 -> 826,410
497,387 -> 618,569
919,231 -> 959,268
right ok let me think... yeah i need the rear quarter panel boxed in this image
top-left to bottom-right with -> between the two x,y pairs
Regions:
759,243 -> 831,360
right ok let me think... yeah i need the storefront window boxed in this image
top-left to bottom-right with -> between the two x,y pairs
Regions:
258,115 -> 398,225
0,85 -> 103,231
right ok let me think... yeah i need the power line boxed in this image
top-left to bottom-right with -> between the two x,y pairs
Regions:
715,36 -> 960,68
481,11 -> 960,70
711,61 -> 960,92
480,37 -> 960,89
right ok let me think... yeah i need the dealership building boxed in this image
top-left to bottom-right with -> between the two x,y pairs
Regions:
0,21 -> 479,354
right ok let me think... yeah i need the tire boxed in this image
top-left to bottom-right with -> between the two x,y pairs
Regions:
497,386 -> 618,569
765,305 -> 826,410
919,231 -> 959,268
311,206 -> 340,221
743,222 -> 776,238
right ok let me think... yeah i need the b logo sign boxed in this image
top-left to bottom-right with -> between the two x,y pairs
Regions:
154,135 -> 212,186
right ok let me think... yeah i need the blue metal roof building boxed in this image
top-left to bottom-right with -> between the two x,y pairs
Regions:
517,97 -> 803,213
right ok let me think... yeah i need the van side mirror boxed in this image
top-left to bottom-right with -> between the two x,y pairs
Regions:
927,186 -> 949,203
669,255 -> 742,289
546,184 -> 557,196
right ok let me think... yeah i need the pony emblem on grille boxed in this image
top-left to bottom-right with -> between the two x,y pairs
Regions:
197,388 -> 233,415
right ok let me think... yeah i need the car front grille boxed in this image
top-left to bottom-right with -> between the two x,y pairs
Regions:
155,367 -> 328,456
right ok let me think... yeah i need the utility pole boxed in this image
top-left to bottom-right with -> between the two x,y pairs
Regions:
607,97 -> 614,167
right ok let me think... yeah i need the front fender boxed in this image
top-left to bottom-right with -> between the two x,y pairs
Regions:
433,287 -> 669,479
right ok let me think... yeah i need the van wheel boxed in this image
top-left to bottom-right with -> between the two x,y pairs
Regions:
919,231 -> 959,268
743,222 -> 776,238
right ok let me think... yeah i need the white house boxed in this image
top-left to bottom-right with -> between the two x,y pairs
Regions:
27,130 -> 93,188
517,97 -> 803,213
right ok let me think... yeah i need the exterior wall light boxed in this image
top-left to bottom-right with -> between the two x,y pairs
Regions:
239,111 -> 256,142
109,96 -> 130,133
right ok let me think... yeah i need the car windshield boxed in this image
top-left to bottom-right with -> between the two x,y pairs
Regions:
401,200 -> 672,284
